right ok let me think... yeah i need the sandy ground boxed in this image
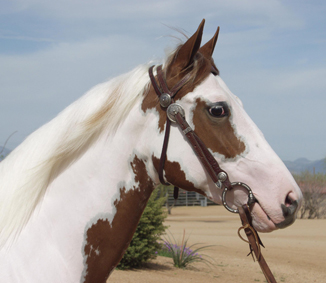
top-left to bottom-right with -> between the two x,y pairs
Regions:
109,206 -> 326,282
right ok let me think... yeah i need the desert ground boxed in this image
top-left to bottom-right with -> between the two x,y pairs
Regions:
109,206 -> 325,282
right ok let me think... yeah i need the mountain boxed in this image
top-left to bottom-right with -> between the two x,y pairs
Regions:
283,158 -> 326,174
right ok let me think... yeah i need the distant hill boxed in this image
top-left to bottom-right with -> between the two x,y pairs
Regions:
0,147 -> 11,161
283,158 -> 326,174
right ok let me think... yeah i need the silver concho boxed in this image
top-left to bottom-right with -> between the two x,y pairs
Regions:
217,171 -> 228,182
167,103 -> 185,122
159,93 -> 172,108
215,172 -> 228,189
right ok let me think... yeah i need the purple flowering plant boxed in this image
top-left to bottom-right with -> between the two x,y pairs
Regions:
158,229 -> 214,268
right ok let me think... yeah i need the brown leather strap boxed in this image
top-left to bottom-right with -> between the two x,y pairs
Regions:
156,66 -> 170,95
157,65 -> 192,97
149,64 -> 276,282
174,112 -> 232,189
238,205 -> 277,283
173,186 -> 179,200
148,65 -> 162,99
149,64 -> 232,190
158,118 -> 171,185
149,65 -> 193,186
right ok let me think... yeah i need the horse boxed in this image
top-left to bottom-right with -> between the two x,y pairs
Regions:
0,19 -> 302,283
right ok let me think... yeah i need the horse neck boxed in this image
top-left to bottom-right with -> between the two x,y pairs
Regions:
78,133 -> 156,282
1,105 -> 157,283
77,119 -> 157,281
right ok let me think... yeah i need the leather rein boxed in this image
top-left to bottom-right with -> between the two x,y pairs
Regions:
149,65 -> 277,283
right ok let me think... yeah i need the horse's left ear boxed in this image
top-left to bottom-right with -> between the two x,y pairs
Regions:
199,26 -> 220,58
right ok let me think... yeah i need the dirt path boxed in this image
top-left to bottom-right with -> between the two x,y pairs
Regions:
109,206 -> 326,282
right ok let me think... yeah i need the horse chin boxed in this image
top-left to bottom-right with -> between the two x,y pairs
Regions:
251,203 -> 278,233
206,186 -> 278,232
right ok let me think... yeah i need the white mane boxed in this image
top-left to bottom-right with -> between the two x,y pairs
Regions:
0,64 -> 151,247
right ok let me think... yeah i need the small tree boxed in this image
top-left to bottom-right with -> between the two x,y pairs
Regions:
294,171 -> 326,219
117,189 -> 167,269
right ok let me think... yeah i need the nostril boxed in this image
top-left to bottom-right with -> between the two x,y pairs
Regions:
282,196 -> 298,218
285,194 -> 294,207
276,192 -> 300,229
277,200 -> 299,228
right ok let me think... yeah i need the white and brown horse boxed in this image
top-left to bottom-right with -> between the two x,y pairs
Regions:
0,20 -> 302,282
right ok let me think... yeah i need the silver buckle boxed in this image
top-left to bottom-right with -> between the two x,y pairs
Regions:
182,127 -> 192,135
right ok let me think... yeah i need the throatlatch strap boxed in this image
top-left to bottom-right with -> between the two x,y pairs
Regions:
173,187 -> 179,200
148,65 -> 191,186
159,118 -> 171,185
148,66 -> 162,98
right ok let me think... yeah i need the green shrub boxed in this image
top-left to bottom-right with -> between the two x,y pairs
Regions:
117,189 -> 167,269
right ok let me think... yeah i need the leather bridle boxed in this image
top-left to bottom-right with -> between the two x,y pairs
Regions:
149,65 -> 277,283
149,65 -> 255,213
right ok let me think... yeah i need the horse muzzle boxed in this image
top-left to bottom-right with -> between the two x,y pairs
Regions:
275,199 -> 299,229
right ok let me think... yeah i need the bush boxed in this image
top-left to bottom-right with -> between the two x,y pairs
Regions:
293,171 -> 326,219
117,189 -> 167,269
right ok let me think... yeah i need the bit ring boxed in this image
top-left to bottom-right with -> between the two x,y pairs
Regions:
222,182 -> 255,214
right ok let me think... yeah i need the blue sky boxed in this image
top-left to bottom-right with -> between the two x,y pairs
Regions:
0,0 -> 325,161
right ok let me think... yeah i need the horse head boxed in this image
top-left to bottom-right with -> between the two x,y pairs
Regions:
142,19 -> 302,232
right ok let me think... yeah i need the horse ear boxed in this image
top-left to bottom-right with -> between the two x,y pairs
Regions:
199,26 -> 220,58
171,19 -> 205,72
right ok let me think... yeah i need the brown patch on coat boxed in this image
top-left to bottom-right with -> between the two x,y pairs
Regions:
141,84 -> 167,133
152,155 -> 205,196
141,53 -> 214,133
82,156 -> 154,283
192,98 -> 246,158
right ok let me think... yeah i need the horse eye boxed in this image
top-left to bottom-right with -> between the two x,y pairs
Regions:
209,105 -> 226,117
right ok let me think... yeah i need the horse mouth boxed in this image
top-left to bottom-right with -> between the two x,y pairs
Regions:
250,200 -> 278,232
